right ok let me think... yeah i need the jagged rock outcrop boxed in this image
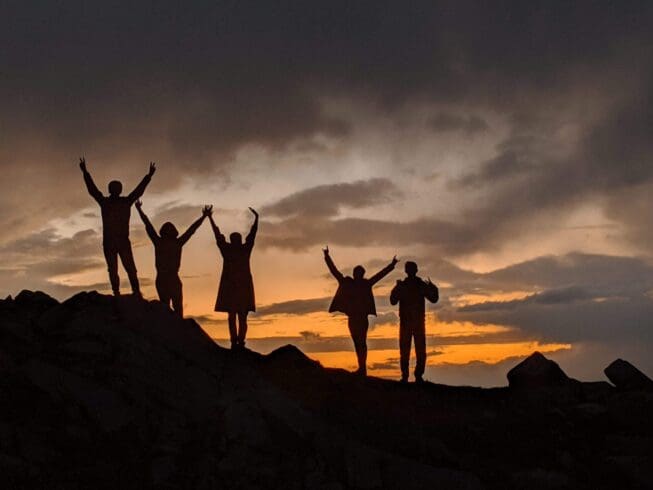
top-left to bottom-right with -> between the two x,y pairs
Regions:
506,351 -> 571,389
1,290 -> 652,490
604,359 -> 653,392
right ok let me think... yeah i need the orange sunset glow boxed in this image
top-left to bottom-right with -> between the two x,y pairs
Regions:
3,2 -> 653,389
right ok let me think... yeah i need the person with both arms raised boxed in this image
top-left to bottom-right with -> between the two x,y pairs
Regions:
209,208 -> 259,350
323,247 -> 398,376
135,200 -> 212,317
79,157 -> 156,297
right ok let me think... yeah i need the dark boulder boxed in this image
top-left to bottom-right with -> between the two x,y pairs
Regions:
265,344 -> 321,370
507,352 -> 570,389
14,290 -> 59,315
604,359 -> 653,391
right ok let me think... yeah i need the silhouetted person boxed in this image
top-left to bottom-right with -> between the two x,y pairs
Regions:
390,261 -> 439,383
209,208 -> 259,349
135,201 -> 212,317
79,157 -> 156,297
324,247 -> 398,375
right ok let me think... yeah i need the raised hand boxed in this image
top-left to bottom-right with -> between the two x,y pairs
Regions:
79,157 -> 87,172
391,255 -> 399,266
248,207 -> 259,218
135,199 -> 143,209
148,162 -> 157,177
202,205 -> 213,217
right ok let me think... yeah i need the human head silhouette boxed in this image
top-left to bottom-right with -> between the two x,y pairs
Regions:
405,261 -> 418,277
160,222 -> 179,238
108,180 -> 123,196
353,265 -> 365,279
230,232 -> 242,245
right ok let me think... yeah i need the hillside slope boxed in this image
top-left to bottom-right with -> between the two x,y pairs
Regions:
0,291 -> 651,489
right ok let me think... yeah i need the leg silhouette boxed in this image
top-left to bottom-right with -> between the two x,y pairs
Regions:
399,324 -> 412,382
103,247 -> 120,295
237,312 -> 248,347
171,279 -> 183,317
348,316 -> 368,375
414,326 -> 426,382
119,245 -> 140,296
228,312 -> 238,349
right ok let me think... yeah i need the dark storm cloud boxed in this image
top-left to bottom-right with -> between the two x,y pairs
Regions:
429,113 -> 488,134
2,1 -> 653,255
3,1 -> 651,164
481,253 -> 653,293
0,228 -> 104,297
425,253 -> 653,360
261,179 -> 401,218
458,286 -> 595,312
255,297 -> 331,316
258,177 -> 475,253
454,150 -> 532,188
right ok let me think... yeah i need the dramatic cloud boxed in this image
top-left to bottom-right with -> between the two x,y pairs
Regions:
3,2 -> 653,384
256,297 -> 332,316
429,113 -> 488,135
261,179 -> 401,218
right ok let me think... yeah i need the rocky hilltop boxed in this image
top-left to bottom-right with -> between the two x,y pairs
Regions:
1,290 -> 652,490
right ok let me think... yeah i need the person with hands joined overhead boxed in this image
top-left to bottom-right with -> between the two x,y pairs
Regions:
79,157 -> 156,297
135,200 -> 212,317
323,247 -> 399,376
209,207 -> 259,350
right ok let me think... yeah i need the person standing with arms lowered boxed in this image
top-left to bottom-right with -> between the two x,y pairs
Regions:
390,261 -> 439,383
324,247 -> 398,376
79,157 -> 156,297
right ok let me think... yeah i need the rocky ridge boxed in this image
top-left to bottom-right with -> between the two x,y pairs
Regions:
1,290 -> 652,489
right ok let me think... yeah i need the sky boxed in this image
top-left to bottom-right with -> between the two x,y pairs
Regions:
2,1 -> 653,386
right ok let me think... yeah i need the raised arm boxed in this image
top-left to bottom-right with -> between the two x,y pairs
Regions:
245,207 -> 259,248
208,214 -> 226,246
369,256 -> 399,285
128,162 -> 156,203
423,278 -> 439,304
79,157 -> 103,203
179,205 -> 211,245
135,200 -> 159,243
390,280 -> 402,305
323,246 -> 344,282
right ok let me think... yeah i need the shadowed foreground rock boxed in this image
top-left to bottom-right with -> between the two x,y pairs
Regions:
507,351 -> 571,389
604,359 -> 653,392
1,291 -> 652,490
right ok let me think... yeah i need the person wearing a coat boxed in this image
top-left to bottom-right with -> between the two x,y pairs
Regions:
209,208 -> 259,349
323,246 -> 398,375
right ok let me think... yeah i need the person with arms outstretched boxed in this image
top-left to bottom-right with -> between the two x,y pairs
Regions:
79,157 -> 156,297
209,208 -> 259,349
324,247 -> 398,376
135,201 -> 212,317
390,261 -> 439,384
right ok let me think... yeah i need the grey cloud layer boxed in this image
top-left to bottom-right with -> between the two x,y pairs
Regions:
2,2 -> 653,255
262,178 -> 401,218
